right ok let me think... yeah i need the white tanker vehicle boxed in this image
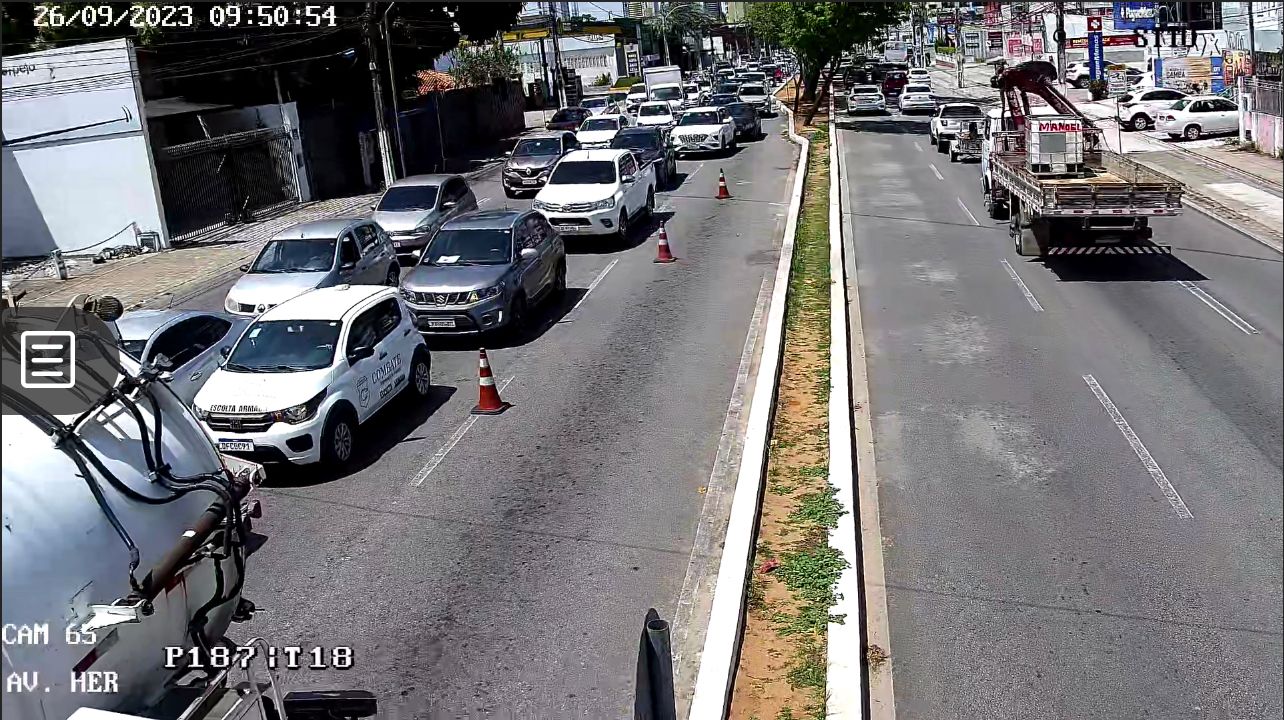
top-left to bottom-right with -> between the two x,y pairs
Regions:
1,293 -> 375,720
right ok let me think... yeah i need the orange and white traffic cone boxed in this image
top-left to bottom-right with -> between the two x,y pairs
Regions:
716,168 -> 732,199
654,223 -> 676,264
471,348 -> 511,415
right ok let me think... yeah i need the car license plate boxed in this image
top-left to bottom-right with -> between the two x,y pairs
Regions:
425,319 -> 455,328
393,240 -> 402,248
217,440 -> 254,452
521,179 -> 539,186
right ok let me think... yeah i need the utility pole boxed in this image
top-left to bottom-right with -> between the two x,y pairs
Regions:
1247,1 -> 1257,60
1055,0 -> 1067,93
383,2 -> 405,179
364,2 -> 395,189
955,1 -> 963,89
548,1 -> 566,107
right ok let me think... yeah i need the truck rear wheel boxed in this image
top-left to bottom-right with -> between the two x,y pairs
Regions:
1010,201 -> 1044,257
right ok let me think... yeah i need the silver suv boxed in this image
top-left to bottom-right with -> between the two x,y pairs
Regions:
398,210 -> 567,337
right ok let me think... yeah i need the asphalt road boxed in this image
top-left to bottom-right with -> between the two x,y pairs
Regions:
183,117 -> 798,717
838,109 -> 1283,719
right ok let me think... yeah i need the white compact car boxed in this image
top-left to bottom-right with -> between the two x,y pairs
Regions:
847,85 -> 886,114
533,148 -> 656,240
1155,95 -> 1241,140
193,285 -> 431,467
929,102 -> 984,148
637,100 -> 679,129
898,83 -> 935,114
1115,87 -> 1188,131
580,96 -> 615,115
577,113 -> 632,148
669,106 -> 737,156
907,67 -> 931,84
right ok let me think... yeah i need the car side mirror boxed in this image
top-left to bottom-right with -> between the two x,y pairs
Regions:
239,264 -> 250,272
621,174 -> 635,183
441,200 -> 458,209
370,204 -> 377,211
520,247 -> 538,260
349,346 -> 375,363
504,151 -> 512,157
340,261 -> 357,271
220,345 -> 232,358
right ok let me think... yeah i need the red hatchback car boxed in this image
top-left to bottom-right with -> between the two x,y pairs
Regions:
882,71 -> 908,98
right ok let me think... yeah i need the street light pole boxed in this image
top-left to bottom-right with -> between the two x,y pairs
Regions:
365,1 -> 395,190
383,2 -> 405,179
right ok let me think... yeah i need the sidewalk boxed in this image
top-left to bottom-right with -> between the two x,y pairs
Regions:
4,114 -> 545,312
929,66 -> 1284,251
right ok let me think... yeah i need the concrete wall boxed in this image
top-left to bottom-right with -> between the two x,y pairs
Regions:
1248,110 -> 1283,156
2,39 -> 166,259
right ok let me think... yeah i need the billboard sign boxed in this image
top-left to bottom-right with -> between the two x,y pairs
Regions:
1113,2 -> 1156,31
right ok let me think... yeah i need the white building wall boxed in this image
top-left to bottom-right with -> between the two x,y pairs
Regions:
2,39 -> 166,259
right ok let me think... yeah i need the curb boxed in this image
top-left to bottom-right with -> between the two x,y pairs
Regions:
1182,194 -> 1284,254
825,89 -> 865,719
686,83 -> 809,720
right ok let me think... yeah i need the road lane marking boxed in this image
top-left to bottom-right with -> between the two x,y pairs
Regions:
685,163 -> 705,182
957,196 -> 980,226
929,163 -> 944,181
565,259 -> 618,318
410,375 -> 515,488
1082,374 -> 1193,519
477,197 -> 491,205
914,142 -> 923,152
1000,259 -> 1044,312
1176,280 -> 1259,335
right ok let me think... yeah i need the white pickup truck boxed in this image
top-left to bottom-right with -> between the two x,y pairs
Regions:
533,148 -> 657,242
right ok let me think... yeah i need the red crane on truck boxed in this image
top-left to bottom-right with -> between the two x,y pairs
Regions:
981,61 -> 1185,257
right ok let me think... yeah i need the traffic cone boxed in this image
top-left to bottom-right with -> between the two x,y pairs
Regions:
716,168 -> 732,199
471,348 -> 511,415
654,223 -> 676,264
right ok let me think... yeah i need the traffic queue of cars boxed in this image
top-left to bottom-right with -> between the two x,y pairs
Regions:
148,55 -> 790,471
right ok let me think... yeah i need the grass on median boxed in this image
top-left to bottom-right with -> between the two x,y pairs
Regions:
728,94 -> 846,720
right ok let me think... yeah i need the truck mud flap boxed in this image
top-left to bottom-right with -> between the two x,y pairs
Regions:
1044,244 -> 1172,255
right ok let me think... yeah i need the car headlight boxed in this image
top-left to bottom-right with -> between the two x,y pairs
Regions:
414,218 -> 437,233
193,405 -> 209,420
590,196 -> 616,211
225,295 -> 238,313
400,286 -> 415,301
274,389 -> 326,425
467,284 -> 504,303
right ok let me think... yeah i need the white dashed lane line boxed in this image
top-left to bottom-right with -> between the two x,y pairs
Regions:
929,163 -> 944,181
1000,259 -> 1044,312
1176,280 -> 1260,335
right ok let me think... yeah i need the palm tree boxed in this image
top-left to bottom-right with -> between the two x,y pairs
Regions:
644,4 -> 714,66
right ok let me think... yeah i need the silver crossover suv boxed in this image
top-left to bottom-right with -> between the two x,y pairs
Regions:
371,174 -> 477,258
224,218 -> 399,317
398,210 -> 567,336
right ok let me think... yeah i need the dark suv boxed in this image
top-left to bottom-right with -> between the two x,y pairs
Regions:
546,107 -> 591,131
725,102 -> 764,140
610,126 -> 676,189
503,132 -> 579,198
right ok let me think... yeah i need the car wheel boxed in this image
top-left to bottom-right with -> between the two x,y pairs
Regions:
551,258 -> 567,298
320,407 -> 356,467
937,138 -> 948,154
1184,124 -> 1202,141
644,187 -> 655,218
949,147 -> 958,162
408,348 -> 432,399
928,131 -> 937,144
507,294 -> 528,339
1131,114 -> 1151,131
617,209 -> 629,243
385,265 -> 399,286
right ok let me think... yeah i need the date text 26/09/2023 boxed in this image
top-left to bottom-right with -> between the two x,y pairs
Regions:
33,4 -> 339,30
164,644 -> 356,671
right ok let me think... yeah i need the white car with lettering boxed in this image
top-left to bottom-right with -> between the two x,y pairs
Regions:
193,285 -> 431,468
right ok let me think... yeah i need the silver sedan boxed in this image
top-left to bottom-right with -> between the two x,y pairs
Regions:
115,309 -> 251,405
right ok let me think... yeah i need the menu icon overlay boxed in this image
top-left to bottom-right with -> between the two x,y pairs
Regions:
20,330 -> 76,389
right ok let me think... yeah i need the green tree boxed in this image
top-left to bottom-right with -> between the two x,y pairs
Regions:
447,43 -> 519,87
746,2 -> 909,123
643,3 -> 714,66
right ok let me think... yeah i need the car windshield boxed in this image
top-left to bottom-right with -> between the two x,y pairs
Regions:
684,85 -> 698,94
513,138 -> 561,156
740,85 -> 766,96
582,117 -> 620,131
652,87 -> 682,100
1171,99 -> 1191,111
612,132 -> 659,150
609,92 -> 628,102
743,73 -> 765,83
941,105 -> 981,118
225,320 -> 340,372
582,97 -> 608,108
629,84 -> 646,94
640,104 -> 672,117
377,185 -> 439,212
548,160 -> 616,185
727,104 -> 756,119
717,84 -> 739,93
119,338 -> 148,360
251,238 -> 335,273
710,94 -> 737,105
680,111 -> 721,126
551,109 -> 582,122
421,228 -> 512,266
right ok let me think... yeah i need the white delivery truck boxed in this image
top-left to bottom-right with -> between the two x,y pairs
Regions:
643,65 -> 685,113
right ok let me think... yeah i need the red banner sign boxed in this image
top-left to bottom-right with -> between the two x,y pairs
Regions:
1065,35 -> 1142,49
